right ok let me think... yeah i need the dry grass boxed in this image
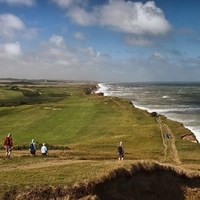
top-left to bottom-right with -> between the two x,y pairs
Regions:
2,161 -> 199,200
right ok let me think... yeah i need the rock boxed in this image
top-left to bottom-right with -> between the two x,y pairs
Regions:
181,133 -> 198,143
97,92 -> 104,96
151,112 -> 158,117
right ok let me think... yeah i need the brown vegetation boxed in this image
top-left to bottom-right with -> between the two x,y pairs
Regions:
4,161 -> 200,200
181,133 -> 198,143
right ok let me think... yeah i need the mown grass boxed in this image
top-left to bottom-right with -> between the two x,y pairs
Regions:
0,85 -> 163,161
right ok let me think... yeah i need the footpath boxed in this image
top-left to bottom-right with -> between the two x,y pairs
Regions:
157,116 -> 181,165
111,97 -> 182,165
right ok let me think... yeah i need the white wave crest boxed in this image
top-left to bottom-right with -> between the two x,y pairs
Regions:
162,95 -> 169,99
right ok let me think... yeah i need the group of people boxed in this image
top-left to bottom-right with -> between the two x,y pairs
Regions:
3,133 -> 48,158
3,133 -> 125,160
29,139 -> 48,156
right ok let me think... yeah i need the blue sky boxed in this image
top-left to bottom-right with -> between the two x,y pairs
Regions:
0,0 -> 200,82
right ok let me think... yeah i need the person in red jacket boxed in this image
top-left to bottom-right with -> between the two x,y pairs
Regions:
4,133 -> 13,158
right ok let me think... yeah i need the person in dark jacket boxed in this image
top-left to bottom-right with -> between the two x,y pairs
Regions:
29,139 -> 36,156
117,141 -> 124,160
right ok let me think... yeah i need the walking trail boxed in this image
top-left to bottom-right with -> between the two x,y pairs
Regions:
157,116 -> 181,165
111,97 -> 181,165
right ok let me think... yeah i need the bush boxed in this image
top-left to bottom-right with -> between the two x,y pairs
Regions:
10,86 -> 20,91
151,112 -> 158,117
21,90 -> 41,97
84,85 -> 97,95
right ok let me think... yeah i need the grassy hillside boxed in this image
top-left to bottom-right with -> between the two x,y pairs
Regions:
0,81 -> 199,199
0,83 -> 163,160
161,117 -> 200,169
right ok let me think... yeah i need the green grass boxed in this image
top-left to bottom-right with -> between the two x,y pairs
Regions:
0,82 -> 199,197
0,86 -> 164,161
162,117 -> 200,168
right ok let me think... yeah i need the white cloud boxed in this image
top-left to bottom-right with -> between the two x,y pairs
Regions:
0,0 -> 35,6
0,35 -> 114,80
0,13 -> 37,40
152,52 -> 166,60
73,32 -> 86,40
49,34 -> 65,46
51,0 -> 73,8
0,13 -> 25,38
0,41 -> 22,56
68,7 -> 96,26
38,35 -> 78,67
51,0 -> 84,8
67,0 -> 171,35
83,47 -> 101,58
0,34 -> 199,82
124,35 -> 153,46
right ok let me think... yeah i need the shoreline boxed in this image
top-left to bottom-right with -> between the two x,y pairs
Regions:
128,101 -> 198,143
96,83 -> 199,143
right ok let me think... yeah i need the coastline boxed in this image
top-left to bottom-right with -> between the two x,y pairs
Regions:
96,83 -> 199,143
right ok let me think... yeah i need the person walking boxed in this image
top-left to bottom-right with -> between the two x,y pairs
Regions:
41,143 -> 48,156
117,141 -> 124,160
3,133 -> 13,158
29,139 -> 36,156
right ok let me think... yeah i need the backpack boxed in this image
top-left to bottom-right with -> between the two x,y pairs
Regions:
5,137 -> 10,146
30,143 -> 35,151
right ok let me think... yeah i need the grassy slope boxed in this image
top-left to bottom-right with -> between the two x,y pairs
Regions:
0,83 -> 199,197
0,86 -> 163,160
162,117 -> 200,169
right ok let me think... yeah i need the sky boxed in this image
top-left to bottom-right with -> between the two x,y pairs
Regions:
0,0 -> 200,82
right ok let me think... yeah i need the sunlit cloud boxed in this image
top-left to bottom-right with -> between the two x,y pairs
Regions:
67,1 -> 171,35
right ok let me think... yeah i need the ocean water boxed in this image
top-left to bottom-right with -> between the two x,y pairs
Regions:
97,82 -> 200,142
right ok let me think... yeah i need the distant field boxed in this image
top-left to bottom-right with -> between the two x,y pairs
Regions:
0,81 -> 199,199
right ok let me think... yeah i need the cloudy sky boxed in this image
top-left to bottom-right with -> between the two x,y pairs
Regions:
0,0 -> 200,82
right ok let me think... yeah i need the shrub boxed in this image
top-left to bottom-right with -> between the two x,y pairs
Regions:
10,86 -> 20,91
21,90 -> 41,97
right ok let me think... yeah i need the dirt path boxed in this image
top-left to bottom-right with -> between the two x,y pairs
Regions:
110,97 -> 182,165
157,116 -> 181,165
0,158 -> 99,171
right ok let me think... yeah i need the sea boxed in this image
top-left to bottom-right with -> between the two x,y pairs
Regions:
97,82 -> 200,142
